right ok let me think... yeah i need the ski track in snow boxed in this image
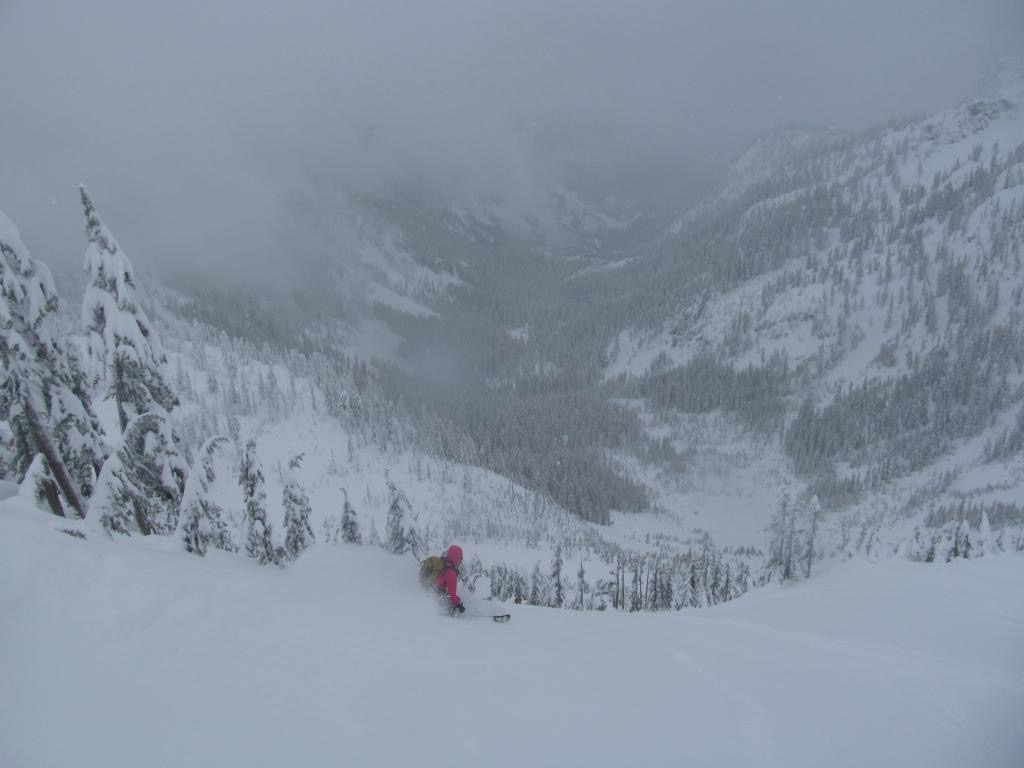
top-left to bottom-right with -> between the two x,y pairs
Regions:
673,650 -> 784,768
868,668 -> 1007,768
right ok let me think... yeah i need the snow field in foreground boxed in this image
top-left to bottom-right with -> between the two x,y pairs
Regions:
1,498 -> 1022,768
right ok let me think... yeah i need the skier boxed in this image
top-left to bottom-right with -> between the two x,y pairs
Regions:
419,544 -> 465,615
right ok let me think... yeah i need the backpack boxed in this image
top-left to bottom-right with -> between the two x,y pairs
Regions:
419,556 -> 447,589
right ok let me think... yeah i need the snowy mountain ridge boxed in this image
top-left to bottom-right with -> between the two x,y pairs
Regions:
604,60 -> 1024,565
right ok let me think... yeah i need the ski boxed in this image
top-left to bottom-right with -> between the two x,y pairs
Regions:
465,613 -> 511,622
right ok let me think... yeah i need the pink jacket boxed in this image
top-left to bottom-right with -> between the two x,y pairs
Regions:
437,565 -> 461,606
437,545 -> 464,606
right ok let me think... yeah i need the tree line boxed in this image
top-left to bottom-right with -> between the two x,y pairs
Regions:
1,190 -> 316,565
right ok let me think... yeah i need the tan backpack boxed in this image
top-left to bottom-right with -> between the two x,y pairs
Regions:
419,556 -> 447,589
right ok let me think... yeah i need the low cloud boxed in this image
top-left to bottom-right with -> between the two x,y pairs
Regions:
1,0 -> 1020,288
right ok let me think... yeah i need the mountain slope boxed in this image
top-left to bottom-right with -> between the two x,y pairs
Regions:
1,498 -> 1021,768
605,59 -> 1024,552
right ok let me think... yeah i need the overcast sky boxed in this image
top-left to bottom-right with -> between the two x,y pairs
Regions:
1,0 -> 1021,284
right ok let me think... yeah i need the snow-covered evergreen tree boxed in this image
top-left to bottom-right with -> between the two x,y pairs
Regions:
91,413 -> 187,535
803,495 -> 822,578
179,437 -> 236,556
654,561 -> 674,611
574,558 -> 589,610
51,344 -> 106,502
550,545 -> 564,608
466,556 -> 487,594
672,567 -> 693,610
405,520 -> 425,560
384,473 -> 409,554
530,561 -> 544,605
340,487 -> 362,544
629,557 -> 643,612
0,421 -> 13,479
978,511 -> 992,557
79,186 -> 177,433
1,212 -> 105,517
686,560 -> 701,608
765,492 -> 798,582
708,557 -> 723,605
281,454 -> 314,561
240,439 -> 275,564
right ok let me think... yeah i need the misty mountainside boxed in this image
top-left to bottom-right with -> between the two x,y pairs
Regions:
607,59 -> 1024,560
304,58 -> 1024,566
4,59 -> 1024,619
162,153 -> 678,534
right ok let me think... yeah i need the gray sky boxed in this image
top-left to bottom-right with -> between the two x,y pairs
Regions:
1,0 -> 1021,285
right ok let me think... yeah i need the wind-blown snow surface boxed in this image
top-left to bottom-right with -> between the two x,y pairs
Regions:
2,501 -> 1021,768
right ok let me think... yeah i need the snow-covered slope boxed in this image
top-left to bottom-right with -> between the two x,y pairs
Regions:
1,498 -> 1020,768
617,62 -> 1024,380
606,59 -> 1024,552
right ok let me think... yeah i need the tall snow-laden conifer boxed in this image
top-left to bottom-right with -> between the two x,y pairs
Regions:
672,568 -> 693,610
629,557 -> 643,612
0,421 -> 12,479
405,520 -> 425,560
978,511 -> 992,557
766,492 -> 797,582
282,454 -> 314,560
240,439 -> 275,564
1,210 -> 105,517
79,186 -> 177,433
91,412 -> 187,535
575,558 -> 589,610
803,495 -> 822,578
384,473 -> 409,554
530,561 -> 544,605
179,437 -> 236,556
340,488 -> 362,544
550,545 -> 564,608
